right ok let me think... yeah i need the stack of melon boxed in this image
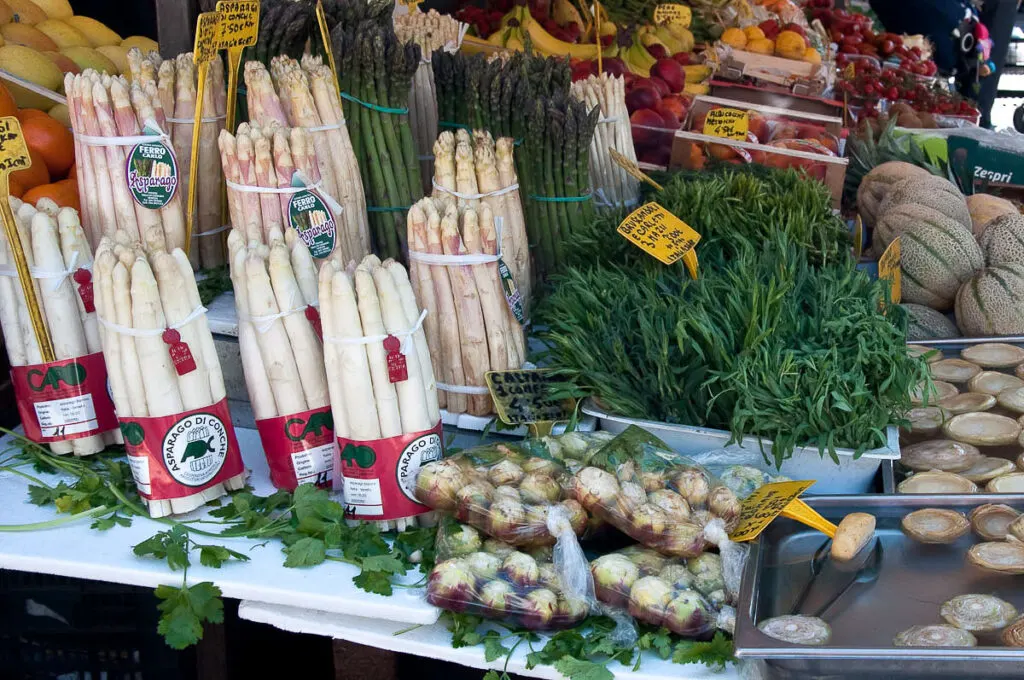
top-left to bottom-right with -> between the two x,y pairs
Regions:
0,0 -> 157,113
860,161 -> 1024,339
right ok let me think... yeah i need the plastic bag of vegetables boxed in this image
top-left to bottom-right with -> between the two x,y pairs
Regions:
414,438 -> 595,548
567,426 -> 745,558
426,519 -> 592,630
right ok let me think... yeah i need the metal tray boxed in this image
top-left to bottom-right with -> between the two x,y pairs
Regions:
907,336 -> 1024,352
734,494 -> 1024,679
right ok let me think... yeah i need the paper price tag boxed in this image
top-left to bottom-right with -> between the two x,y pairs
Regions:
609,147 -> 663,191
853,214 -> 864,260
215,1 -> 259,50
484,369 -> 574,426
878,237 -> 901,304
618,202 -> 701,266
397,0 -> 423,9
193,12 -> 222,64
730,480 -> 816,542
844,62 -> 856,79
653,3 -> 691,27
702,107 -> 749,141
0,116 -> 30,171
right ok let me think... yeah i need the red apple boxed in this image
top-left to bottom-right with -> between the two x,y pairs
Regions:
783,23 -> 806,38
601,57 -> 627,77
747,112 -> 769,143
625,86 -> 661,114
635,76 -> 670,97
659,93 -> 687,121
651,58 -> 686,93
647,43 -> 668,59
759,19 -> 780,39
672,51 -> 692,66
631,108 -> 667,148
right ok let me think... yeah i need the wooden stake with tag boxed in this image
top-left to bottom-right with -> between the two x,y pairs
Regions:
215,1 -> 260,133
0,116 -> 53,361
185,11 -> 222,257
315,1 -> 339,87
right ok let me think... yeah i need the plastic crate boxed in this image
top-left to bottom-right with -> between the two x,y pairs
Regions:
0,569 -> 191,680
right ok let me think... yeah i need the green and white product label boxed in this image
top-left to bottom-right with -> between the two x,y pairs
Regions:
288,189 -> 336,259
497,257 -> 524,324
126,140 -> 178,209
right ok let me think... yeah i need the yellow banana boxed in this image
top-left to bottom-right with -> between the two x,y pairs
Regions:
640,32 -> 669,51
506,28 -> 525,51
487,26 -> 509,46
521,14 -> 599,58
684,82 -> 710,95
654,25 -> 685,53
622,43 -> 653,77
551,0 -> 585,31
630,34 -> 658,70
683,64 -> 713,83
602,42 -> 619,58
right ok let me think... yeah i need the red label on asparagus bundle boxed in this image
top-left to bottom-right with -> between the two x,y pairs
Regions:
255,405 -> 336,491
383,335 -> 408,383
304,305 -> 323,342
73,268 -> 95,313
336,421 -> 443,522
162,329 -> 197,375
11,352 -> 118,442
119,397 -> 245,502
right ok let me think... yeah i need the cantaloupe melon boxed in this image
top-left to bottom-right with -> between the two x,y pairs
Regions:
978,213 -> 1024,267
875,204 -> 960,255
857,161 -> 931,228
955,263 -> 1024,336
877,175 -> 971,231
901,219 -> 984,311
903,303 -> 960,340
967,194 -> 1018,238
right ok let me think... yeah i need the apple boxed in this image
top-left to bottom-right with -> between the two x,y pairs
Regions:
635,76 -> 670,97
759,19 -> 780,39
659,93 -> 688,121
672,51 -> 692,66
647,43 -> 668,59
651,58 -> 686,93
655,105 -> 680,132
747,112 -> 770,143
625,86 -> 661,114
630,109 -> 666,148
601,57 -> 627,77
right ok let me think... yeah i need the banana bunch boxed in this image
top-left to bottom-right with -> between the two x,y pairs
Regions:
487,19 -> 527,50
487,5 -> 600,58
621,30 -> 657,77
653,22 -> 695,53
551,0 -> 585,32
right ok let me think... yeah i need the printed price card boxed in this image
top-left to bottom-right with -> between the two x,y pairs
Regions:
485,369 -> 574,426
193,12 -> 222,64
618,202 -> 701,266
702,107 -> 749,141
730,480 -> 816,542
878,237 -> 901,304
653,4 -> 691,27
215,1 -> 259,50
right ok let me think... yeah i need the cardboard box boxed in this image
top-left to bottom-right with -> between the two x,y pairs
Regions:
715,50 -> 829,96
709,80 -> 845,118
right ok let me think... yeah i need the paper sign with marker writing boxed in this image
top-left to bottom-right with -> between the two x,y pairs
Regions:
215,1 -> 259,50
844,62 -> 856,79
878,237 -> 901,304
731,480 -> 816,542
484,369 -> 574,426
653,4 -> 691,26
618,202 -> 701,266
703,108 -> 749,141
0,116 -> 30,172
194,12 -> 222,64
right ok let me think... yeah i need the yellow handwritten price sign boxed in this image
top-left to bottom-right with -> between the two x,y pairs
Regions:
216,1 -> 259,133
315,1 -> 339,87
730,480 -> 816,542
653,4 -> 691,27
618,202 -> 701,266
397,0 -> 423,10
702,107 -> 749,141
0,116 -> 53,361
844,62 -> 856,80
186,11 -> 223,257
484,369 -> 575,434
609,147 -> 663,191
878,237 -> 901,304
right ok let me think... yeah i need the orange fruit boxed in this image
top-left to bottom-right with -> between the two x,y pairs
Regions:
24,179 -> 79,212
16,108 -> 52,124
720,27 -> 747,49
10,147 -> 50,191
20,112 -> 74,176
0,83 -> 16,118
744,26 -> 765,41
66,162 -> 76,181
747,38 -> 775,55
8,176 -> 25,198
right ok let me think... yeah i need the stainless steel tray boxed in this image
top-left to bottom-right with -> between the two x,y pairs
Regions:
734,494 -> 1024,679
907,336 -> 1024,351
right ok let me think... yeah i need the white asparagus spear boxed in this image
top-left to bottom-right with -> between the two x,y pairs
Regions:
93,244 -> 130,418
331,268 -> 381,440
385,257 -> 439,425
93,78 -> 140,241
0,215 -> 26,365
355,259 -> 402,437
423,199 -> 465,413
319,259 -> 349,439
462,207 -> 515,373
406,202 -> 443,411
229,231 -> 277,419
172,249 -> 225,402
130,256 -> 183,416
198,59 -> 225,268
286,228 -> 318,306
111,261 -> 149,418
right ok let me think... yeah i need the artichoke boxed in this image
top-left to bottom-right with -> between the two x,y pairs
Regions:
719,465 -> 769,500
455,481 -> 494,524
591,553 -> 640,605
488,459 -> 525,486
708,486 -> 741,529
439,523 -> 482,557
618,481 -> 648,513
522,456 -> 561,475
538,563 -> 563,590
631,503 -> 669,539
572,467 -> 621,509
660,522 -> 707,558
658,564 -> 695,590
557,595 -> 589,622
464,551 -> 502,579
488,496 -> 526,541
647,489 -> 691,520
501,551 -> 540,587
479,579 -> 516,613
519,473 -> 562,504
415,460 -> 467,510
426,559 -> 476,609
560,499 -> 588,535
894,624 -> 977,647
672,468 -> 711,507
494,485 -> 521,501
627,576 -> 673,624
620,546 -> 668,575
758,615 -> 832,645
940,594 -> 1017,631
663,590 -> 714,637
521,588 -> 558,629
483,538 -> 516,558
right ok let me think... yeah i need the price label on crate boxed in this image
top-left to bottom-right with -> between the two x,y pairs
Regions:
618,202 -> 701,266
702,107 -> 749,141
653,3 -> 691,27
730,480 -> 816,542
484,369 -> 574,427
215,1 -> 259,50
878,237 -> 901,304
193,11 -> 222,64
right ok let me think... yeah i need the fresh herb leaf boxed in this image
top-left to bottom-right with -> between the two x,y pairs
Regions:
553,656 -> 613,680
155,581 -> 224,650
283,536 -> 327,568
672,631 -> 734,671
483,631 -> 510,662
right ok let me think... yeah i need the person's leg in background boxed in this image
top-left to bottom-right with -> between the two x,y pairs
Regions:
977,0 -> 1018,127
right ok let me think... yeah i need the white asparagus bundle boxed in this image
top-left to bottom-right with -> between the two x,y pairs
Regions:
394,10 -> 465,196
0,200 -> 117,455
407,196 -> 524,418
92,231 -> 246,517
432,128 -> 530,330
321,253 -> 440,531
570,73 -> 640,210
65,69 -> 188,254
130,49 -> 227,270
241,57 -> 369,264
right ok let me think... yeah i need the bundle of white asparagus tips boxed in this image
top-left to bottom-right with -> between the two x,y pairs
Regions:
320,254 -> 441,530
431,129 -> 530,310
219,121 -> 334,253
65,70 -> 188,253
242,57 -> 369,263
127,48 -> 227,270
93,232 -> 247,517
393,9 -> 465,194
0,200 -> 117,455
407,196 -> 526,418
569,74 -> 640,210
227,227 -> 333,490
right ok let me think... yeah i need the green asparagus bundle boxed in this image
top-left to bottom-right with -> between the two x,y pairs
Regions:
331,20 -> 424,261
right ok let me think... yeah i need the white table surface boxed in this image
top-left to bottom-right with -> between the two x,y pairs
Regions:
238,601 -> 741,680
0,428 -> 441,625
